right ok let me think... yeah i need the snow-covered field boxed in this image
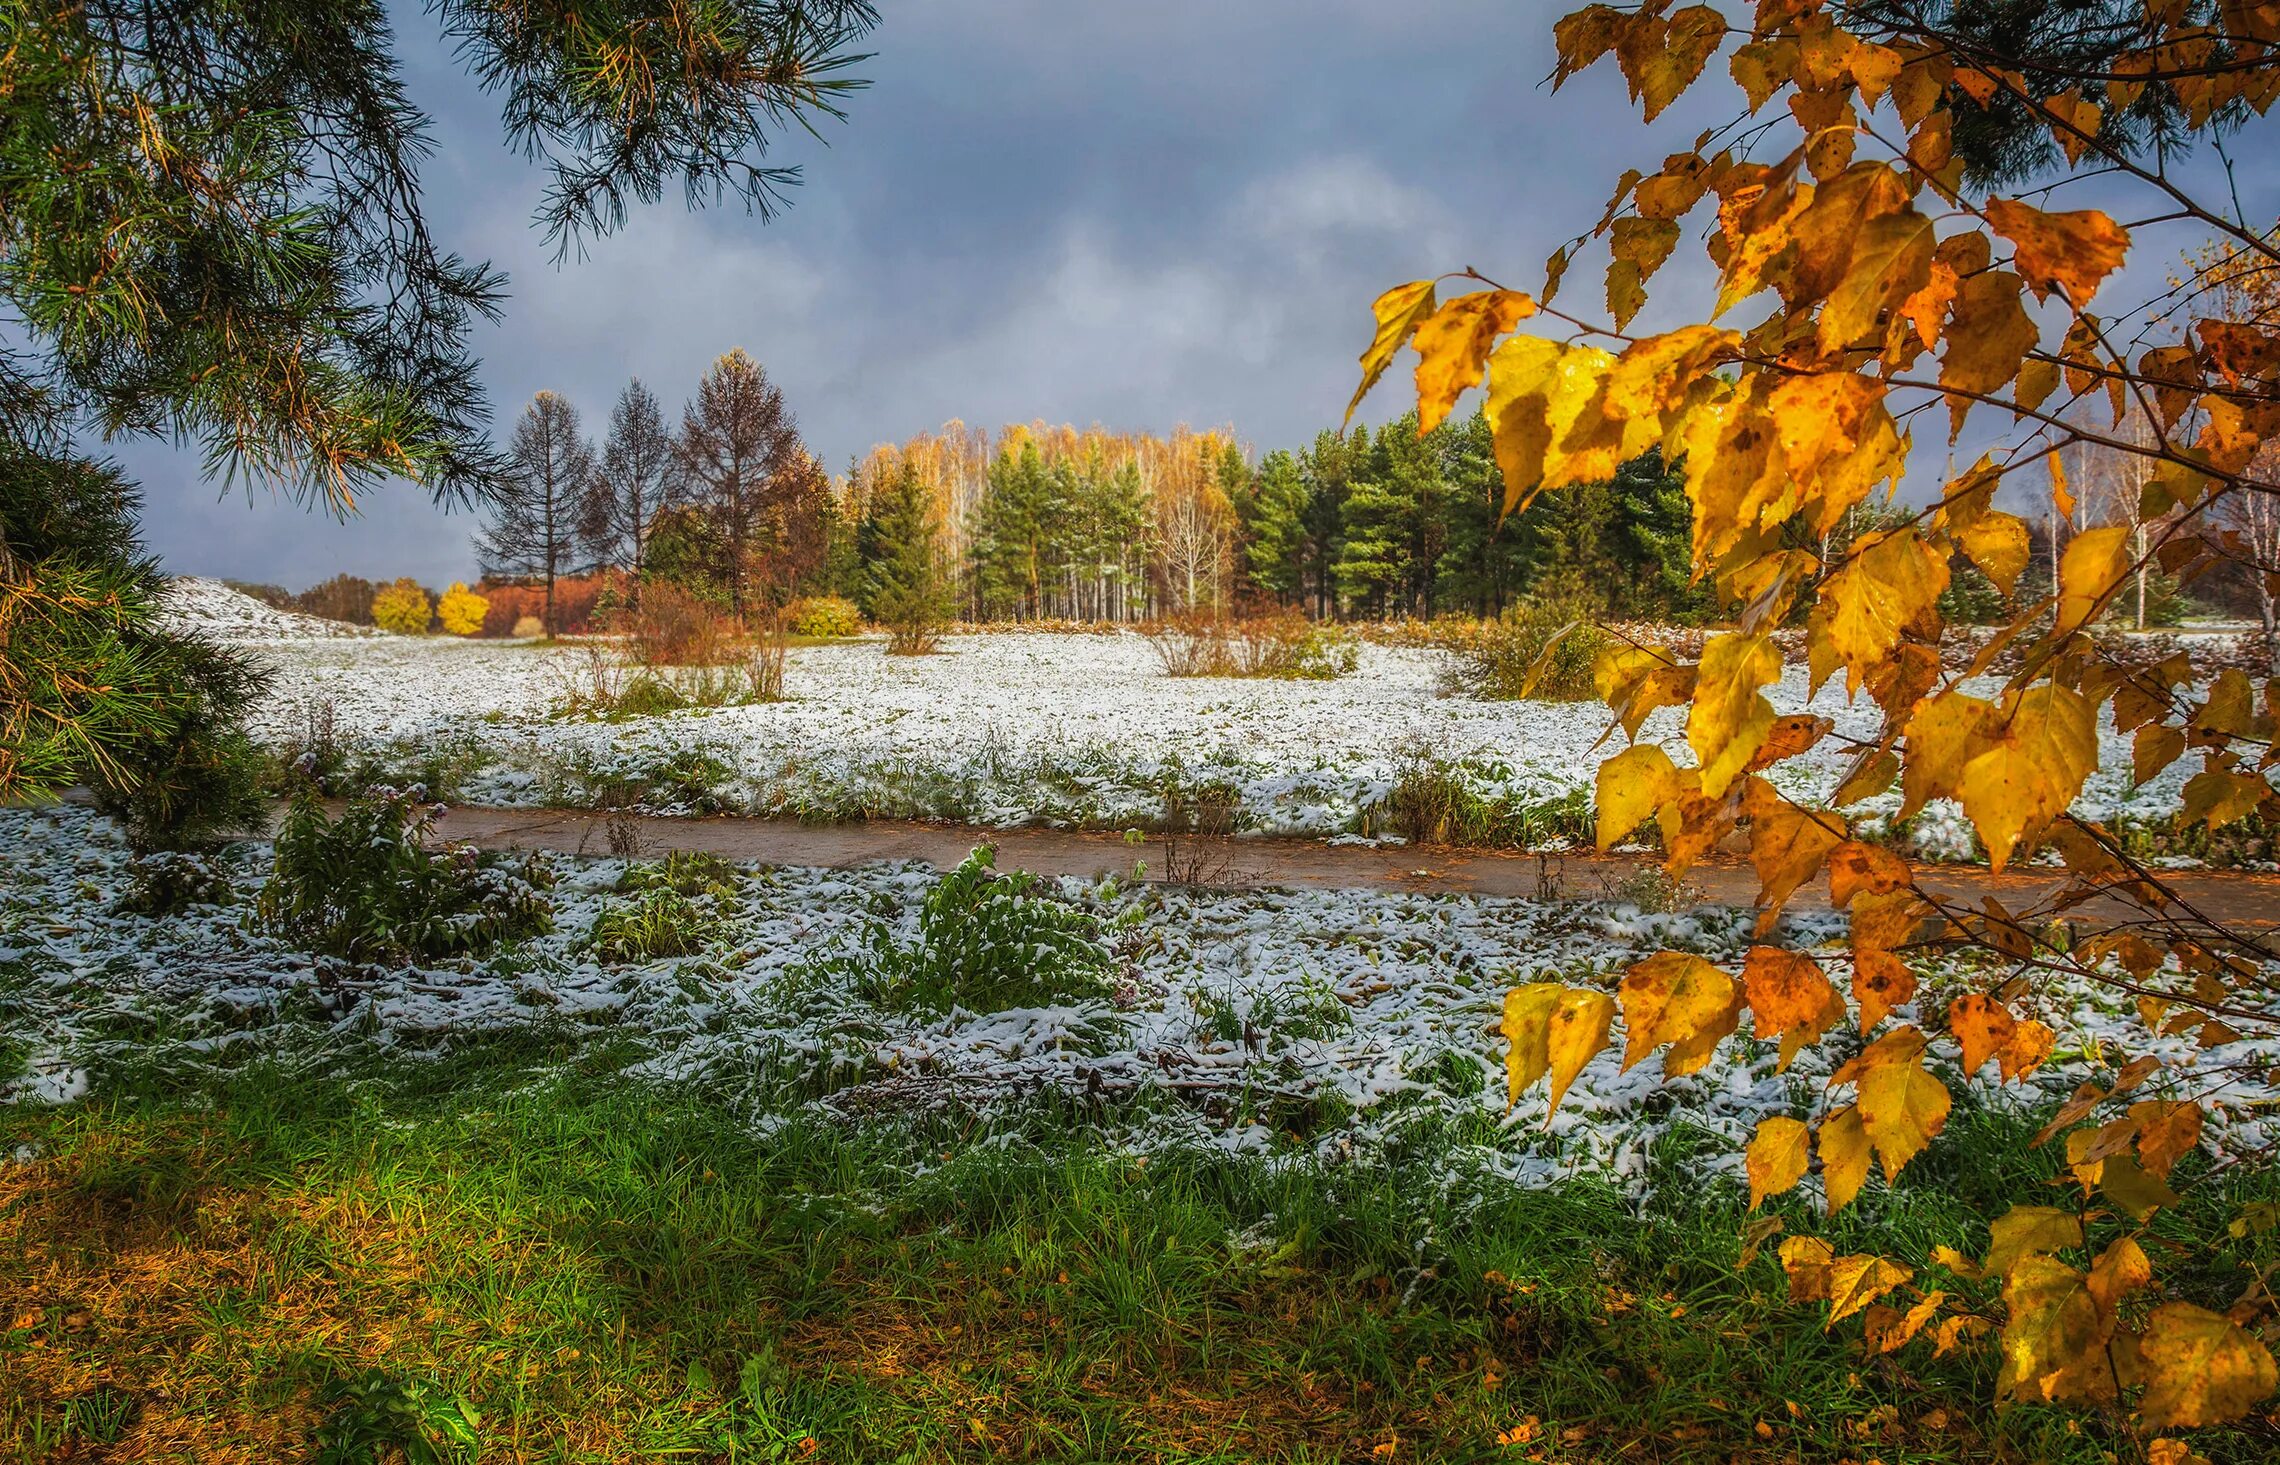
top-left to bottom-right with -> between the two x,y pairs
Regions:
158,576 -> 379,640
221,622 -> 2191,854
4,803 -> 2272,1198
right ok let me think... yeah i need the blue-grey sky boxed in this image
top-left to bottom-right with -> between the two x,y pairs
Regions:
118,1 -> 1675,588
115,2 -> 2274,589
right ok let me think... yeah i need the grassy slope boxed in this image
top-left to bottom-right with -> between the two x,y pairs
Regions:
6,1037 -> 2276,1464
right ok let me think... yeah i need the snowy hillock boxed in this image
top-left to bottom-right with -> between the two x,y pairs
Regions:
157,577 -> 379,641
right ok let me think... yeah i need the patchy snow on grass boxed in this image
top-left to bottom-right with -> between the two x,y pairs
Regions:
231,631 -> 2200,849
159,576 -> 379,641
4,804 -> 2271,1204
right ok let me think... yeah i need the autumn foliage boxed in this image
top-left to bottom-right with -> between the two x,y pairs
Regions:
1363,0 -> 2280,1441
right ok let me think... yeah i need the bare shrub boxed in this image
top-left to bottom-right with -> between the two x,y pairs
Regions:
1225,610 -> 1359,679
627,583 -> 736,666
743,611 -> 789,701
1159,784 -> 1243,887
1144,613 -> 1231,676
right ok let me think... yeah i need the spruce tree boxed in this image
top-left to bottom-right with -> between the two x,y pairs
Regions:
860,465 -> 951,652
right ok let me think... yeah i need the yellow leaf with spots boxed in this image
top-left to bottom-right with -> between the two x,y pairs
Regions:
1998,1256 -> 2109,1405
1743,780 -> 1846,914
1631,5 -> 1726,122
1939,270 -> 2038,435
1987,198 -> 2130,305
1688,632 -> 1782,798
1602,326 -> 1738,426
2087,1236 -> 2152,1314
1811,529 -> 1950,695
2130,1100 -> 2203,1181
1817,209 -> 1934,354
1483,336 -> 1651,514
1411,290 -> 1535,434
2054,524 -> 2132,637
1597,742 -> 1678,849
1958,684 -> 2100,870
1866,1290 -> 1946,1354
1827,1254 -> 1914,1325
1607,258 -> 1648,330
1349,280 -> 1436,425
1856,1053 -> 1950,1180
1747,1115 -> 1811,1210
1948,993 -> 2016,1077
1612,216 -> 1681,283
1743,945 -> 1845,1072
1618,951 -> 1742,1077
1818,1103 -> 1873,1214
2137,1303 -> 2279,1428
1779,1234 -> 1836,1300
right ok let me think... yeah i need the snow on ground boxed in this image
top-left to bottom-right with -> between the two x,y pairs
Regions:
4,804 -> 2273,1201
225,630 -> 2195,853
159,576 -> 379,641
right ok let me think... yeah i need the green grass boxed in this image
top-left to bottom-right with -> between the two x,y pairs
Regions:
6,1043 -> 2274,1463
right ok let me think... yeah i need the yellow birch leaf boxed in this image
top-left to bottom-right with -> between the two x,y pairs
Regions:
1867,1290 -> 1947,1353
1502,984 -> 1617,1118
1779,1234 -> 1836,1300
1856,1054 -> 1950,1180
1412,290 -> 1536,434
1544,989 -> 1616,1116
2087,1236 -> 2153,1314
1349,280 -> 1436,425
1826,841 -> 1910,908
1747,1116 -> 1811,1210
1940,270 -> 2038,435
1982,1204 -> 2082,1279
2055,524 -> 2132,637
1730,37 -> 1797,112
1688,632 -> 1782,798
2179,766 -> 2275,831
2137,1303 -> 2280,1429
1743,781 -> 1846,914
1998,1256 -> 2108,1405
1817,209 -> 1935,355
1852,949 -> 1918,1032
2100,1153 -> 2181,1221
1635,5 -> 1726,122
1949,993 -> 2016,1077
1812,529 -> 1950,695
1958,684 -> 2100,871
1819,1103 -> 1873,1215
2130,1100 -> 2203,1181
1743,944 -> 1846,1071
1612,215 -> 1681,282
1899,691 -> 2002,820
1618,951 -> 1742,1077
1998,1019 -> 2055,1082
1827,1254 -> 1915,1325
1501,983 -> 1562,1106
1597,742 -> 1679,849
1607,258 -> 1648,331
1987,198 -> 2130,305
1952,509 -> 2030,595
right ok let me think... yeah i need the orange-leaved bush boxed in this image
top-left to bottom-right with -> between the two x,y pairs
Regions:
1359,0 -> 2280,1437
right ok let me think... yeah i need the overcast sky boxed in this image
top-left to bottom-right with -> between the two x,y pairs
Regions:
118,1 -> 2276,589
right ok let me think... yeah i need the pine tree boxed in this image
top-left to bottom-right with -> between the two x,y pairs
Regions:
481,393 -> 597,637
860,464 -> 952,652
1240,450 -> 1309,603
972,442 -> 1067,619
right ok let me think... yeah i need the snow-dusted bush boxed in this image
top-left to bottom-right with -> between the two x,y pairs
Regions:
256,786 -> 553,962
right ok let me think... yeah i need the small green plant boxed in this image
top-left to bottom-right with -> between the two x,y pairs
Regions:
585,886 -> 715,963
256,786 -> 554,962
61,1386 -> 136,1446
313,1371 -> 481,1465
617,848 -> 740,898
846,847 -> 1117,1014
118,850 -> 237,917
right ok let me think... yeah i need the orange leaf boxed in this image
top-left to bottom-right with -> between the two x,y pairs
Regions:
1743,945 -> 1846,1071
1948,993 -> 2016,1077
1987,198 -> 2130,305
1617,951 -> 1743,1077
1412,290 -> 1536,434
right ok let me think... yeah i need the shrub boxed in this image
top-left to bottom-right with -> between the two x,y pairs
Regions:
627,582 -> 736,666
617,848 -> 739,898
1446,581 -> 1609,701
476,573 -> 620,636
851,847 -> 1116,1014
1227,611 -> 1359,679
785,594 -> 862,638
436,582 -> 489,636
118,850 -> 238,917
256,786 -> 553,962
1144,614 -> 1231,675
511,615 -> 545,639
370,578 -> 433,635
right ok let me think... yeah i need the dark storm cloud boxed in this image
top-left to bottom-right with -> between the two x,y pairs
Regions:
128,1 -> 1653,587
